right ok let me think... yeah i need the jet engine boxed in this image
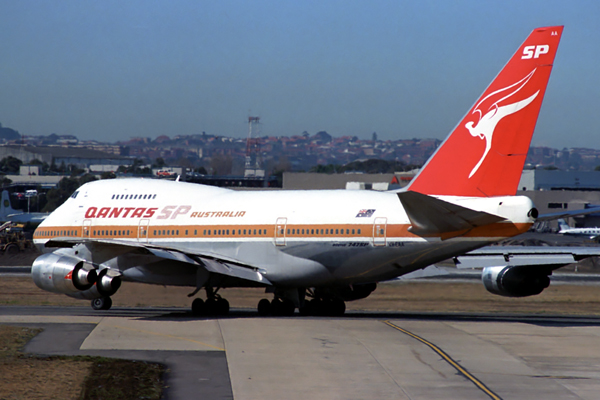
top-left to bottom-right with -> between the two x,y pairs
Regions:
482,266 -> 552,297
32,253 -> 98,294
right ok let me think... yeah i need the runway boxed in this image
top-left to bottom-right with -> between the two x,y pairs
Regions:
2,307 -> 600,399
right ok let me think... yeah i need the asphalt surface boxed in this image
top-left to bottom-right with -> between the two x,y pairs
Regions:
5,306 -> 600,399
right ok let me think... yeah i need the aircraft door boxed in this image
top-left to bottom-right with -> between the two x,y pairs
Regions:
373,217 -> 387,246
82,219 -> 92,239
138,219 -> 150,243
275,217 -> 287,246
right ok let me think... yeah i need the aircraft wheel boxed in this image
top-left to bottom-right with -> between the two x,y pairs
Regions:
192,298 -> 205,315
257,299 -> 271,316
5,244 -> 19,255
281,299 -> 295,316
270,298 -> 283,315
91,297 -> 112,311
299,300 -> 312,316
330,299 -> 346,316
206,297 -> 229,316
217,298 -> 230,315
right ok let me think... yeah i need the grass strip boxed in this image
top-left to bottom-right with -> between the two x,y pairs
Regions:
0,325 -> 165,400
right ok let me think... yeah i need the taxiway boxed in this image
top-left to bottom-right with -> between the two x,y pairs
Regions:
2,306 -> 600,399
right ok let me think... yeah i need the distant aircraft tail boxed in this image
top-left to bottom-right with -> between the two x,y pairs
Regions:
0,190 -> 18,218
557,218 -> 570,233
408,26 -> 563,197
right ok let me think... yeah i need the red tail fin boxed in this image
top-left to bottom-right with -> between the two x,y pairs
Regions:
408,26 -> 563,197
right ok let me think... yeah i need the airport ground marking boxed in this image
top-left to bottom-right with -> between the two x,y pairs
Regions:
384,320 -> 502,400
110,324 -> 226,351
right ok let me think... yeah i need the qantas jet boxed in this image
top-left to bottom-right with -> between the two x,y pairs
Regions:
33,26 -> 580,316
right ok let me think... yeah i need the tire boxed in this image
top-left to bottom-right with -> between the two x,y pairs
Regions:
257,299 -> 271,316
281,299 -> 295,316
205,298 -> 218,315
217,298 -> 230,315
5,244 -> 19,255
331,299 -> 346,316
91,297 -> 112,311
270,298 -> 283,316
191,298 -> 205,315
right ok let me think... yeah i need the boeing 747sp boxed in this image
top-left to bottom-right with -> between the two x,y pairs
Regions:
33,26 -> 580,316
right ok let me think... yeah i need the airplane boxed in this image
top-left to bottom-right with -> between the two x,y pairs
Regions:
0,190 -> 48,225
32,25 -> 586,316
557,218 -> 600,239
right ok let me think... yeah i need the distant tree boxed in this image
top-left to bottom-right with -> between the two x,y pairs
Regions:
42,175 -> 97,212
68,164 -> 86,177
78,174 -> 98,186
341,159 -> 408,174
0,176 -> 12,187
309,164 -> 342,174
0,156 -> 22,174
210,154 -> 232,176
153,157 -> 166,169
196,166 -> 207,175
100,171 -> 116,179
543,165 -> 559,170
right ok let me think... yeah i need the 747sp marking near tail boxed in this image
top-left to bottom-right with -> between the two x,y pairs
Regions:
32,26 -> 583,316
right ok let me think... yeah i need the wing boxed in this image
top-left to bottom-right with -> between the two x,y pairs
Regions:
453,246 -> 600,270
44,238 -> 272,286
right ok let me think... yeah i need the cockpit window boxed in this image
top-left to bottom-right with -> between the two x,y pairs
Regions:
70,191 -> 79,199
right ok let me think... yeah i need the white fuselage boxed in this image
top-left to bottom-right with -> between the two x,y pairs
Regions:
33,179 -> 534,287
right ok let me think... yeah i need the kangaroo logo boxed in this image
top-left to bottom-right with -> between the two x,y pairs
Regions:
466,69 -> 539,178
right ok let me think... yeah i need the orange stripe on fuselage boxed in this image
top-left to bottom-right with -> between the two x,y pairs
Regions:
33,222 -> 532,241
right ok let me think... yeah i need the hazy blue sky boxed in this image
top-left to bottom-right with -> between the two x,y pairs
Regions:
1,1 -> 599,148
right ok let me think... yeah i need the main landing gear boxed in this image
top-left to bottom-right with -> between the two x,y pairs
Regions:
191,287 -> 230,316
257,298 -> 296,316
256,289 -> 347,317
91,296 -> 112,310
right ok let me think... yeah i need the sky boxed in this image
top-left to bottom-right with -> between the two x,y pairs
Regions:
1,0 -> 599,148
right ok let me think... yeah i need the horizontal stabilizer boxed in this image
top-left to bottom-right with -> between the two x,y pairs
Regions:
397,191 -> 505,237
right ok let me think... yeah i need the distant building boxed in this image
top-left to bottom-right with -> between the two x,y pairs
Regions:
519,170 -> 600,191
0,145 -> 133,169
282,172 -> 414,190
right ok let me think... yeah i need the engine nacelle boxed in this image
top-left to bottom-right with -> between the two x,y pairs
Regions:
482,266 -> 551,297
66,269 -> 122,300
32,253 -> 98,295
96,268 -> 122,297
